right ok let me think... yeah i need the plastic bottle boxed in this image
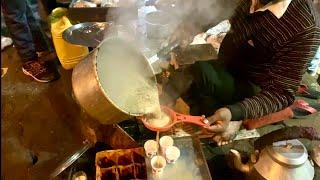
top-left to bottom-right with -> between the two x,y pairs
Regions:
50,8 -> 89,70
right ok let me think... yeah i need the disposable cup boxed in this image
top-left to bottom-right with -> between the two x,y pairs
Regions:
144,140 -> 158,158
151,155 -> 166,174
165,146 -> 180,164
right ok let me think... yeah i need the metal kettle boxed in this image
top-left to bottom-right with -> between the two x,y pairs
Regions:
229,126 -> 319,180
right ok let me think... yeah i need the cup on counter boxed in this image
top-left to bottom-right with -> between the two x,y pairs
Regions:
159,136 -> 174,154
165,146 -> 180,164
144,140 -> 158,158
151,155 -> 167,174
72,171 -> 87,180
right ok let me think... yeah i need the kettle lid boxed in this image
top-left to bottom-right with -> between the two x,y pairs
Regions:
267,139 -> 308,166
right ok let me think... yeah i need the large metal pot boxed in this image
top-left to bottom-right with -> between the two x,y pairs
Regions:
72,37 -> 156,124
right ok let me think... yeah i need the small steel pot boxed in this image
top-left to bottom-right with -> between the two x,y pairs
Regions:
145,10 -> 174,39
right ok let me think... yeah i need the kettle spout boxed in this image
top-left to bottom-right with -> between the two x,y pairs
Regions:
229,149 -> 252,173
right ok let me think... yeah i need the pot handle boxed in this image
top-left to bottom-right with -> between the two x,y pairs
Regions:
254,126 -> 320,151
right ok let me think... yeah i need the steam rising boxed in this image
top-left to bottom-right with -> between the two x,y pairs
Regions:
105,0 -> 237,48
99,0 -> 238,115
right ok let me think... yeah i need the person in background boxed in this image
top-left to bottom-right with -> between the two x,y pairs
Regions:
297,46 -> 320,99
161,0 -> 320,145
307,46 -> 320,76
1,0 -> 60,83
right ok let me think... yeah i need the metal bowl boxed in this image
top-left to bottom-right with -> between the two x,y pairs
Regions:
62,22 -> 113,47
145,11 -> 174,39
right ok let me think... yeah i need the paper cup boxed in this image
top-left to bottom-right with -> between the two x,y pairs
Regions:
165,146 -> 180,164
159,136 -> 174,154
144,140 -> 158,158
151,155 -> 166,174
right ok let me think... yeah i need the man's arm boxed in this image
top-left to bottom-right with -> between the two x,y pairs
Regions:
228,29 -> 320,120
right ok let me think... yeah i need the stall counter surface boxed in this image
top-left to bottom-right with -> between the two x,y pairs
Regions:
146,136 -> 211,180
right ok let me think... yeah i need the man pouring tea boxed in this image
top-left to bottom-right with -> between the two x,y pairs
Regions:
149,0 -> 320,145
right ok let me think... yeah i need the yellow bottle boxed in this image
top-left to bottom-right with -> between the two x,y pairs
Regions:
50,8 -> 89,70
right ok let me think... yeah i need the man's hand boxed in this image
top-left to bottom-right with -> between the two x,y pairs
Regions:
207,108 -> 244,146
207,107 -> 232,133
213,121 -> 242,146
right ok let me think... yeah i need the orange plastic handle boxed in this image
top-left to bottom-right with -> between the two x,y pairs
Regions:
175,112 -> 210,128
141,106 -> 211,132
243,107 -> 294,130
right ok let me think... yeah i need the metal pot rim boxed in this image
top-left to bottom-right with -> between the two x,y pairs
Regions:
266,139 -> 308,166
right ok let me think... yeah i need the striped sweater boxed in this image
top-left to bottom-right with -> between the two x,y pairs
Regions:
226,0 -> 320,120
